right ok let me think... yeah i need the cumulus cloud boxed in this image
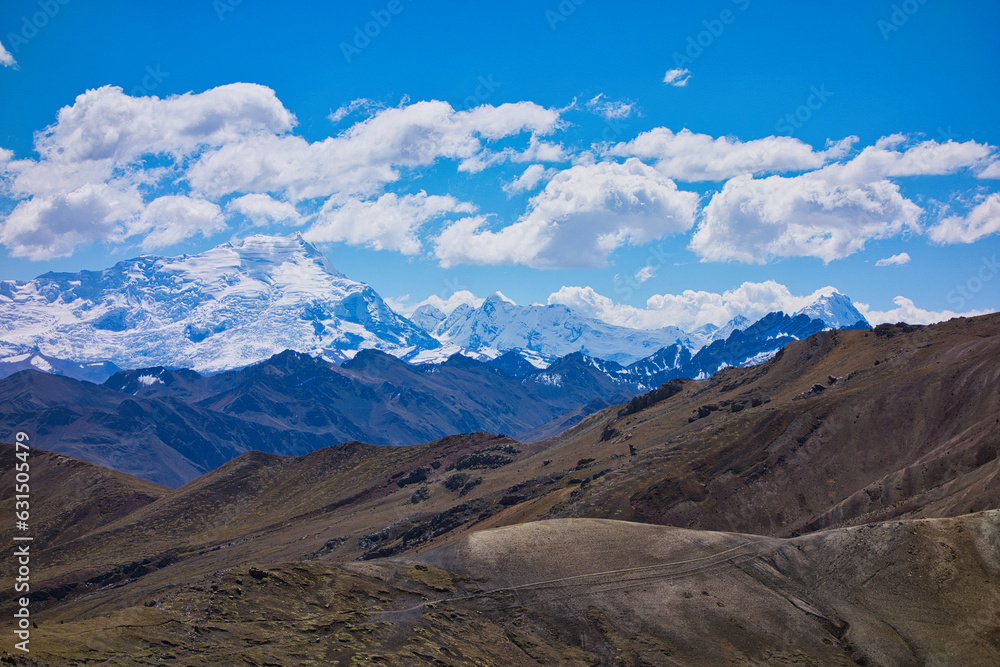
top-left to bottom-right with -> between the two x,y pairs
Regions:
979,160 -> 1000,179
662,68 -> 691,87
129,196 -> 226,250
875,252 -> 911,267
434,159 -> 699,268
820,136 -> 995,183
226,193 -> 303,226
690,173 -> 922,263
303,191 -> 475,254
0,182 -> 142,260
2,83 -> 994,273
503,163 -> 557,194
927,193 -> 1000,244
34,84 -> 295,163
547,281 -> 849,331
0,40 -> 16,68
606,127 -> 855,181
634,265 -> 656,283
586,94 -> 634,120
856,297 -> 992,326
328,98 -> 375,124
0,87 -> 564,260
399,290 -> 485,316
188,100 -> 563,199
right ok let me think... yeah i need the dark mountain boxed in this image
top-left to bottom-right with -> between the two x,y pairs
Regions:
598,311 -> 870,390
0,370 -> 340,487
0,348 -> 631,486
485,350 -> 538,378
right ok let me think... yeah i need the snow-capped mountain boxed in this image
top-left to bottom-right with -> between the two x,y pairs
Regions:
414,291 -> 692,366
0,350 -> 121,384
793,290 -> 868,330
0,234 -> 438,374
0,231 -> 872,382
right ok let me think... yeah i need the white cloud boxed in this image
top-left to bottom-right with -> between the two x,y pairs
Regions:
328,98 -> 375,124
34,84 -> 295,163
0,85 -> 292,258
188,100 -> 563,200
927,193 -> 1000,244
875,252 -> 911,267
662,68 -> 691,87
303,191 -> 474,254
606,127 -> 855,181
690,173 -> 922,263
0,40 -> 16,68
586,94 -> 634,120
1,87 -> 564,261
129,196 -> 226,250
459,136 -> 569,174
226,193 -> 303,226
820,136 -> 995,183
634,265 -> 656,283
856,297 -> 992,325
503,164 -> 557,194
547,281 -> 849,331
402,290 -> 485,316
979,160 -> 1000,179
0,182 -> 142,260
434,159 -> 699,268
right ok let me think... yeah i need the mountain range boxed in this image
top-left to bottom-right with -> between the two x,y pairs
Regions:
0,234 -> 874,487
0,233 -> 868,383
0,306 -> 870,487
0,234 -> 437,375
2,313 -> 997,665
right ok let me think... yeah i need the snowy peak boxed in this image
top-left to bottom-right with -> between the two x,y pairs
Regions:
795,291 -> 869,330
425,296 -> 691,366
484,290 -> 516,305
409,304 -> 447,333
0,234 -> 436,375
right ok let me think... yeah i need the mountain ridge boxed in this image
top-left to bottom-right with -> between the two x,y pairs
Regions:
0,233 -> 869,382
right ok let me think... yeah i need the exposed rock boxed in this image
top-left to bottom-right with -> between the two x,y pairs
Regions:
397,467 -> 429,487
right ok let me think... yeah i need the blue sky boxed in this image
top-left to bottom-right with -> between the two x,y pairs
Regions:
1,0 -> 998,330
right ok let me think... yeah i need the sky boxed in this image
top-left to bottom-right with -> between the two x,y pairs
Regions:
1,0 -> 998,331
